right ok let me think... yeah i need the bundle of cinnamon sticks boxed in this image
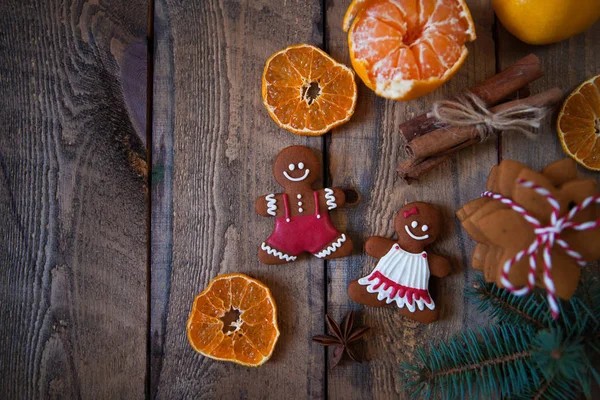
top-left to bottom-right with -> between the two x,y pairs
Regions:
397,54 -> 563,184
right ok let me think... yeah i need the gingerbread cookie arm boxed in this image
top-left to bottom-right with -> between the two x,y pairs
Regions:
428,253 -> 451,278
317,187 -> 346,211
364,236 -> 396,258
255,193 -> 283,217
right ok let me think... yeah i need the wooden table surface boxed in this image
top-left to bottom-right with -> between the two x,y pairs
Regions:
1,0 -> 599,398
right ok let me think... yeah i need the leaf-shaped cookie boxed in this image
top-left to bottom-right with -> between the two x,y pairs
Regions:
497,160 -> 528,197
494,247 -> 532,288
486,165 -> 499,192
495,245 -> 581,299
547,248 -> 581,300
456,197 -> 491,222
541,158 -> 578,188
461,201 -> 510,245
559,179 -> 600,261
484,245 -> 504,283
512,168 -> 563,224
478,209 -> 535,251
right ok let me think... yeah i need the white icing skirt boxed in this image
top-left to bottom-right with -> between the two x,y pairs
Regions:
358,244 -> 435,312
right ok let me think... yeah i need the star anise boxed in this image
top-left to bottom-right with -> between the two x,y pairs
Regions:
311,311 -> 370,369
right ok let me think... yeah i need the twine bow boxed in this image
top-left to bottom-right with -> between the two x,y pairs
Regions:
482,179 -> 600,319
432,93 -> 549,142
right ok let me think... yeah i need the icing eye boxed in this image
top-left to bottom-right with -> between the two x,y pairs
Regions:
422,225 -> 429,232
288,164 -> 295,171
411,221 -> 418,228
298,162 -> 305,169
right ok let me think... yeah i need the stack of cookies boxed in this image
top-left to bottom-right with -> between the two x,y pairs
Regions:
457,159 -> 600,301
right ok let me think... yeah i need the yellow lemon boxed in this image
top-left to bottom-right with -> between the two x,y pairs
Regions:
492,0 -> 600,45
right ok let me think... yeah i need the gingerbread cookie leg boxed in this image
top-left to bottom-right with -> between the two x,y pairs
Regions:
347,279 -> 388,307
314,234 -> 353,259
258,242 -> 297,265
398,305 -> 439,324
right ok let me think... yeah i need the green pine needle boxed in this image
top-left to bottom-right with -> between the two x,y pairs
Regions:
466,274 -> 552,329
400,324 -> 537,399
400,273 -> 600,400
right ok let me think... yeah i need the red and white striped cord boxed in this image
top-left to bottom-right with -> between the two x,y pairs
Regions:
481,179 -> 600,319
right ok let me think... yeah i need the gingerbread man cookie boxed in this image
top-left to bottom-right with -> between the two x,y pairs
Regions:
255,146 -> 353,264
348,202 -> 451,324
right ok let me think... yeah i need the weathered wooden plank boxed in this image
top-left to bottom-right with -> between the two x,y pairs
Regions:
150,0 -> 175,396
151,0 -> 326,398
324,1 -> 496,398
0,0 -> 148,398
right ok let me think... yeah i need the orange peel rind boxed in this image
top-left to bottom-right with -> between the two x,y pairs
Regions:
187,273 -> 280,367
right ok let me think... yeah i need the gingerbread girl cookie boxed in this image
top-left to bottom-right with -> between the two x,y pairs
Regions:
255,146 -> 353,264
348,202 -> 451,323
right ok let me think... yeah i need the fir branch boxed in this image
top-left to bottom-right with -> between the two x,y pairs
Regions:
466,273 -> 551,329
516,374 -> 581,400
430,351 -> 530,377
532,376 -> 554,400
400,324 -> 538,400
574,273 -> 600,315
527,377 -> 555,400
401,274 -> 600,399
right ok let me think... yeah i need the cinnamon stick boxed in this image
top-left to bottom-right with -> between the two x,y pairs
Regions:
397,156 -> 449,184
397,137 -> 480,184
405,88 -> 563,161
399,54 -> 543,143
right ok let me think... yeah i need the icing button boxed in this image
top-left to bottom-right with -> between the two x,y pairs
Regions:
286,218 -> 291,223
298,201 -> 303,206
297,194 -> 302,199
394,244 -> 400,250
298,208 -> 303,213
422,253 -> 427,258
317,214 -> 321,219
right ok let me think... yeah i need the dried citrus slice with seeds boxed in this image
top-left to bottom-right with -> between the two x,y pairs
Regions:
344,0 -> 476,101
187,273 -> 279,367
557,75 -> 600,171
262,44 -> 358,136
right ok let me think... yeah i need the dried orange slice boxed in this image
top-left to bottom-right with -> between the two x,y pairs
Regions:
344,0 -> 476,101
187,273 -> 280,367
262,44 -> 358,136
557,75 -> 600,171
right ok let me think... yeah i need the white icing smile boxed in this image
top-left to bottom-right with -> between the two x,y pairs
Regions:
404,225 -> 429,241
283,169 -> 310,182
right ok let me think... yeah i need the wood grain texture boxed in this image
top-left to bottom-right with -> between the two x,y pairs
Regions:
324,1 -> 496,398
150,0 -> 175,396
497,20 -> 600,170
151,0 -> 326,398
0,0 -> 148,398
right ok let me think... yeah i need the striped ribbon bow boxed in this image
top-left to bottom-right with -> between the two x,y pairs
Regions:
482,179 -> 600,319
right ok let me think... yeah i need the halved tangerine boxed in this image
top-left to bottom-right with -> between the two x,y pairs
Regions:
187,273 -> 280,367
557,75 -> 600,171
344,0 -> 476,100
262,44 -> 358,136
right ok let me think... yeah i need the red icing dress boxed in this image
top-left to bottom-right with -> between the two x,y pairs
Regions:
261,191 -> 345,261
